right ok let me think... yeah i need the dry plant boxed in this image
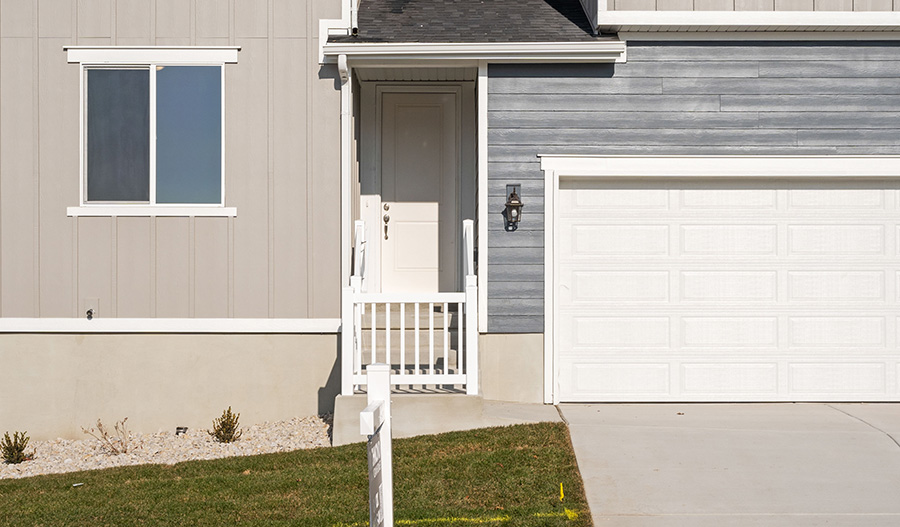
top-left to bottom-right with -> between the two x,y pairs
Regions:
1,431 -> 34,464
82,417 -> 133,455
209,407 -> 243,443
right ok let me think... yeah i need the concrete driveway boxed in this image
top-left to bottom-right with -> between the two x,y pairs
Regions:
560,403 -> 900,526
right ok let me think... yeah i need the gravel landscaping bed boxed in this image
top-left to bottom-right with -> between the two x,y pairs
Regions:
1,414 -> 332,480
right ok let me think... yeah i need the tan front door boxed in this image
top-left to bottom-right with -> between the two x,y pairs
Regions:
380,92 -> 458,293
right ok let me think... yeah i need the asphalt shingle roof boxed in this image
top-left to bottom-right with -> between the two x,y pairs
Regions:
329,0 -> 602,43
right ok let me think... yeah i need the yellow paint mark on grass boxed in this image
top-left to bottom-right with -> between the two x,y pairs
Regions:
334,510 -> 580,527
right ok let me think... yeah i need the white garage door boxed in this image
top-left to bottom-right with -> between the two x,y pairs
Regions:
557,177 -> 900,402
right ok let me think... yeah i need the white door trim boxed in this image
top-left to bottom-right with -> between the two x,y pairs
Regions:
540,155 -> 900,405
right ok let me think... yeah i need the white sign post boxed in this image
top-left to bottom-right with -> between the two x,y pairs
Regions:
360,364 -> 393,527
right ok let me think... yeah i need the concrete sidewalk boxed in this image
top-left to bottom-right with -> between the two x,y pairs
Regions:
561,403 -> 900,526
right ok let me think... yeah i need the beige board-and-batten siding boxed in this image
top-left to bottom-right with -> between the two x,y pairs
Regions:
0,0 -> 342,320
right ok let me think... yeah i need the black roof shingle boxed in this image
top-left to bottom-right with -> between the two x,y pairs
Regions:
329,0 -> 603,44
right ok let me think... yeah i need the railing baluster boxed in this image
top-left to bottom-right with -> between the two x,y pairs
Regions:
355,301 -> 363,377
458,301 -> 464,376
370,302 -> 376,365
443,302 -> 448,377
400,303 -> 406,379
384,302 -> 391,370
429,302 -> 435,379
414,303 -> 420,378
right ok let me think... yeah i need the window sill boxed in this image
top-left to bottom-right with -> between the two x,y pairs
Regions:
67,206 -> 237,217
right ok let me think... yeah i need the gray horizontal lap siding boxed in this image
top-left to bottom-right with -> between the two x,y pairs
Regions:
486,41 -> 900,333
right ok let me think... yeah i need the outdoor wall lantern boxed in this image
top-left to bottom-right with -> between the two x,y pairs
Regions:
504,184 -> 524,232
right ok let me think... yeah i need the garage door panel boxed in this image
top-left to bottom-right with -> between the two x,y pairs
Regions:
681,225 -> 778,255
681,188 -> 778,209
788,271 -> 886,302
681,317 -> 779,348
788,225 -> 886,255
562,270 -> 670,304
788,317 -> 886,347
565,224 -> 670,256
681,271 -> 778,301
789,363 -> 887,394
560,316 -> 671,349
788,188 -> 886,209
557,178 -> 900,402
563,362 -> 671,396
681,363 -> 779,394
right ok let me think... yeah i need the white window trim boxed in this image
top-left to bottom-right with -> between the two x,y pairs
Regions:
0,317 -> 340,334
539,155 -> 900,405
65,46 -> 240,217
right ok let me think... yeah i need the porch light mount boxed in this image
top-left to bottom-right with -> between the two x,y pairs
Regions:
504,184 -> 523,232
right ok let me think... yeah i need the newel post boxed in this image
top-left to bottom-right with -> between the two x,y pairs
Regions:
341,285 -> 355,396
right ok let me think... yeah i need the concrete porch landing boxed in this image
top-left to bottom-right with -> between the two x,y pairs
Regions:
331,395 -> 561,446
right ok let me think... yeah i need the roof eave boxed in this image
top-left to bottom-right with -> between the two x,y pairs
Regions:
322,41 -> 627,65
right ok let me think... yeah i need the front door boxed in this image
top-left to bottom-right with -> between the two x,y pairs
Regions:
380,92 -> 458,293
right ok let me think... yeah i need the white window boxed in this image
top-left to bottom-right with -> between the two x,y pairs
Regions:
65,47 -> 239,217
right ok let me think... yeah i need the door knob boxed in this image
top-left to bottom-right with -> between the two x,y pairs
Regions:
383,214 -> 390,223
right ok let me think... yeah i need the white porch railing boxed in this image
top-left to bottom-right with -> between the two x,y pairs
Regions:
341,219 -> 478,396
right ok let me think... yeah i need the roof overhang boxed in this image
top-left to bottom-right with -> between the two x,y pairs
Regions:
598,11 -> 900,33
322,41 -> 627,66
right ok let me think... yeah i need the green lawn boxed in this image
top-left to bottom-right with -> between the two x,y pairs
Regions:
0,422 -> 591,527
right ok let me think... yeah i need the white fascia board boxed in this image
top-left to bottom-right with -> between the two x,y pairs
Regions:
65,46 -> 240,64
539,155 -> 900,178
598,11 -> 900,33
0,318 -> 341,334
323,41 -> 627,63
67,206 -> 237,217
619,30 -> 900,40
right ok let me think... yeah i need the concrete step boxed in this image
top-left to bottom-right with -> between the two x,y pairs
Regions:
332,393 -> 484,446
331,396 -> 565,447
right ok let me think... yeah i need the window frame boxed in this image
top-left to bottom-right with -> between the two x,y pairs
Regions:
65,47 -> 239,217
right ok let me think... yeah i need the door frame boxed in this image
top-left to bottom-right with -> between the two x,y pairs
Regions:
359,81 -> 476,293
541,155 -> 900,405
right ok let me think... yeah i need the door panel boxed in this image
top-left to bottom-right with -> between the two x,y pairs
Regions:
380,92 -> 458,292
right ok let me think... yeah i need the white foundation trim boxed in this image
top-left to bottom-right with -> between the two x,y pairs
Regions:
67,206 -> 237,217
65,46 -> 240,63
324,41 -> 627,64
599,11 -> 900,33
539,155 -> 900,405
0,318 -> 341,334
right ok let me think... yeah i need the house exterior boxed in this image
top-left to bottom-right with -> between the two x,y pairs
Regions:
3,0 -> 900,440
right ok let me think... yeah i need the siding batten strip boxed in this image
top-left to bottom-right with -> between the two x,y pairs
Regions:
33,0 -> 40,316
267,0 -> 275,317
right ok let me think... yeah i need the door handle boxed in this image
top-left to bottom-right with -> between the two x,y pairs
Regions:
383,214 -> 390,240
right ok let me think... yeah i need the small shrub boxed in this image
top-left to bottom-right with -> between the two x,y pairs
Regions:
82,417 -> 132,455
1,431 -> 33,464
209,406 -> 243,443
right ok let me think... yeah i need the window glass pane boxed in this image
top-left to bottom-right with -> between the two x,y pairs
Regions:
156,66 -> 222,204
86,69 -> 150,202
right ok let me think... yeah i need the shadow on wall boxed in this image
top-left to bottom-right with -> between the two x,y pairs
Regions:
318,339 -> 342,415
321,64 -> 341,92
